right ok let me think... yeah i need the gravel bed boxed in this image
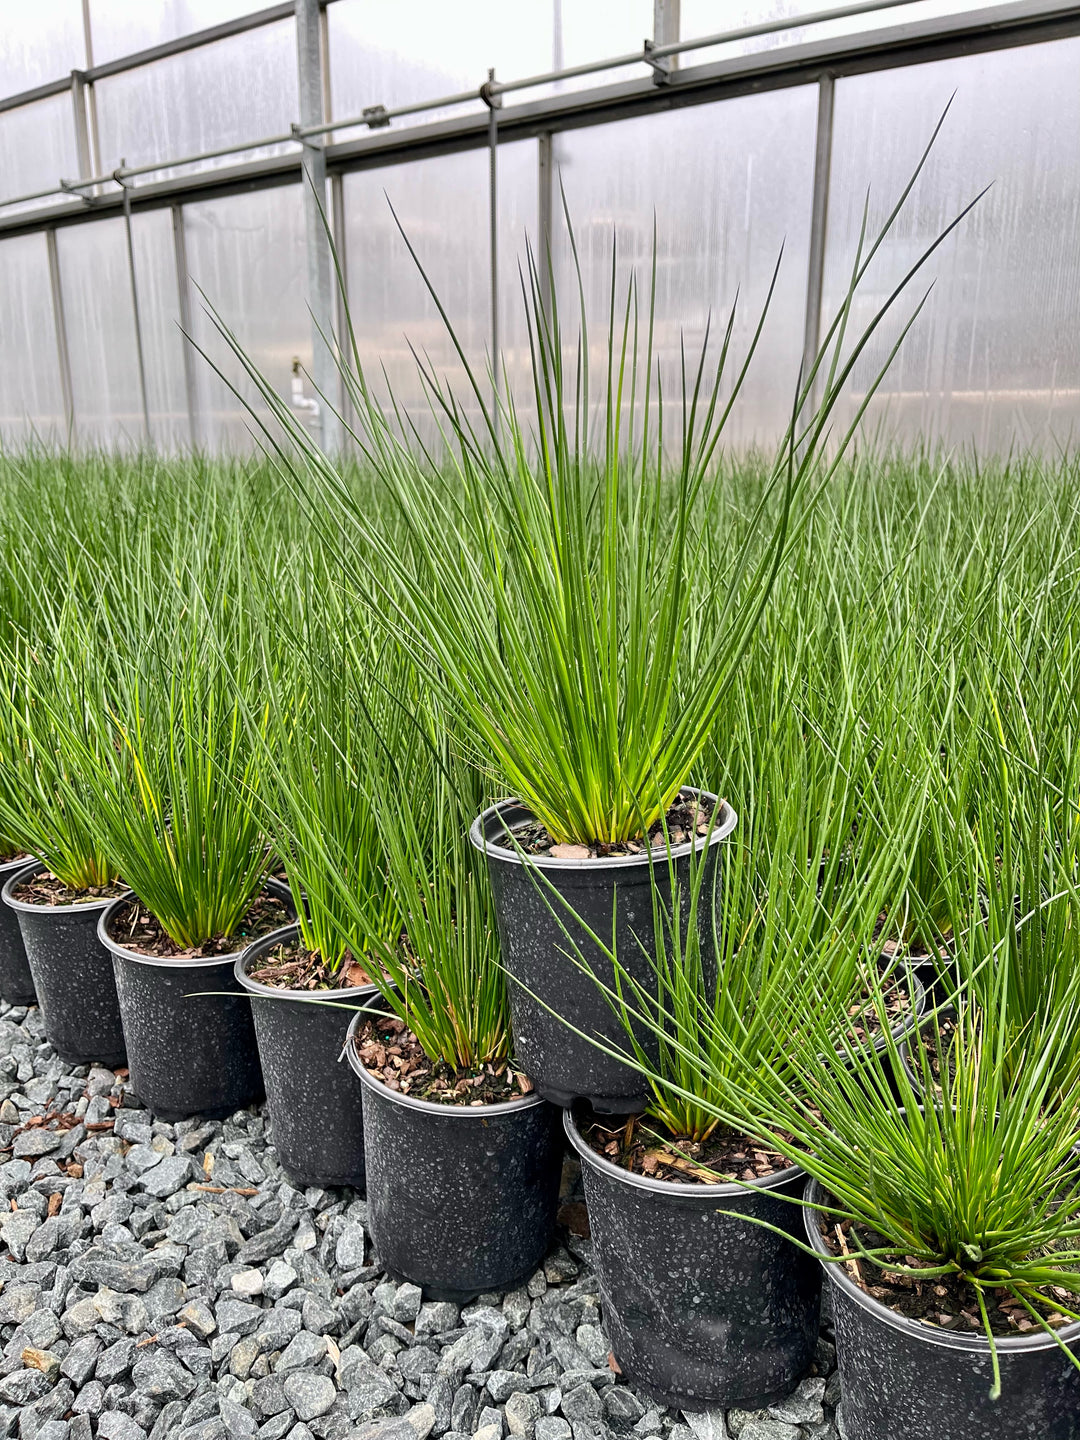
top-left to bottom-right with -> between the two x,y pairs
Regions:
0,1000 -> 843,1440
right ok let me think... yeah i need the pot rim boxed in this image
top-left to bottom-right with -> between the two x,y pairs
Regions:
97,888 -> 286,970
2,860 -> 126,916
236,922 -> 378,1003
564,1104 -> 805,1198
0,853 -> 34,878
344,1007 -> 546,1118
802,1175 -> 1080,1354
469,789 -> 737,870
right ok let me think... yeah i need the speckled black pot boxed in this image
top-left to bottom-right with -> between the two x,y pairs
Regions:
98,889 -> 289,1122
0,856 -> 37,1007
804,1178 -> 1080,1438
1,861 -> 126,1066
469,793 -> 737,1113
346,1006 -> 563,1301
566,1108 -> 820,1412
237,923 -> 370,1191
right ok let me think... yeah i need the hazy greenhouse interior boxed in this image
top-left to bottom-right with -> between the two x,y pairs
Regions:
1,0 -> 1078,455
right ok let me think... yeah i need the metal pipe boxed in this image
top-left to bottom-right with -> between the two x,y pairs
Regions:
119,171 -> 152,443
487,70 -> 500,423
45,229 -> 75,443
650,0 -> 926,59
298,86 -> 483,140
802,74 -> 836,399
171,203 -> 199,447
296,0 -> 340,453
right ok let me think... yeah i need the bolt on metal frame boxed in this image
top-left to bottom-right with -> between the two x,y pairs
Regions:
2,0 -> 1080,449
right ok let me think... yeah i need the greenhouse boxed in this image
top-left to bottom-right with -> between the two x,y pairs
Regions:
1,3 -> 1080,1439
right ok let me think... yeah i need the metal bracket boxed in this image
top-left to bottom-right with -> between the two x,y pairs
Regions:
362,104 -> 391,128
643,38 -> 673,84
480,70 -> 503,109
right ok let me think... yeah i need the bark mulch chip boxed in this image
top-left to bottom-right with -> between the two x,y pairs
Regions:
353,1013 -> 533,1106
10,871 -> 127,906
105,893 -> 289,960
506,791 -> 719,860
583,1110 -> 792,1185
821,1211 -> 1072,1337
249,940 -> 371,991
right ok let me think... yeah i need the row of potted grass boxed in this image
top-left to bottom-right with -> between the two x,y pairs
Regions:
0,124 -> 1078,1438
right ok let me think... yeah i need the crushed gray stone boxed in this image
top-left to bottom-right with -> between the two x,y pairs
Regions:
0,998 -> 842,1440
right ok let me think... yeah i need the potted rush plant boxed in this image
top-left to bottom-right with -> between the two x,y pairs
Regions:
70,577 -> 286,1120
208,112 -> 980,1112
560,687 -> 921,1411
236,575 -> 406,1190
0,629 -> 126,1061
0,699 -> 35,1005
342,715 -> 562,1301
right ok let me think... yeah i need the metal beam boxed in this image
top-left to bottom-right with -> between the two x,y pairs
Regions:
1,0 -> 1078,242
802,74 -> 835,395
296,0 -> 340,453
171,204 -> 200,448
45,229 -> 75,443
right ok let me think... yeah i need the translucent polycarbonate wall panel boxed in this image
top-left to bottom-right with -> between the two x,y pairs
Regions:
498,141 -> 541,418
550,87 -> 818,447
89,1 -> 271,66
328,1 -> 551,131
94,21 -> 298,181
0,94 -> 81,215
0,0 -> 84,98
56,219 -> 145,448
344,149 -> 492,439
328,0 -> 654,129
0,234 -> 65,444
130,210 -> 190,450
184,185 -> 309,450
679,1 -> 1008,65
820,39 -> 1080,452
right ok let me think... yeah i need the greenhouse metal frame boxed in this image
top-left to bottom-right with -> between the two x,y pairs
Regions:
1,0 -> 1078,452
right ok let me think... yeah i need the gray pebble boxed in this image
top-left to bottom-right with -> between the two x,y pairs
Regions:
282,1373 -> 337,1423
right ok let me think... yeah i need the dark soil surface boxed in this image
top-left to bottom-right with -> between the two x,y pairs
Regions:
904,1010 -> 957,1091
105,893 -> 289,960
10,871 -> 127,906
353,1013 -> 533,1105
820,1211 -> 1072,1335
843,970 -> 917,1048
0,851 -> 29,866
583,1110 -> 791,1185
507,791 -> 717,860
250,939 -> 372,991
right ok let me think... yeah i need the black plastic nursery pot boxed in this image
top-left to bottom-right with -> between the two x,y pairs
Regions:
98,890 -> 289,1122
345,1006 -> 563,1302
565,1107 -> 821,1412
1,861 -> 126,1066
237,923 -> 371,1191
470,791 -> 738,1113
0,856 -> 37,1007
803,1177 -> 1080,1439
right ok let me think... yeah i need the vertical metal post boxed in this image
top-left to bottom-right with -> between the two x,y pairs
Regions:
488,71 -> 499,420
802,74 -> 835,396
71,73 -> 93,180
172,203 -> 200,448
80,0 -> 102,176
119,170 -> 152,445
46,228 -> 75,443
330,170 -> 353,444
653,0 -> 680,59
295,0 -> 340,453
538,131 -> 554,314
